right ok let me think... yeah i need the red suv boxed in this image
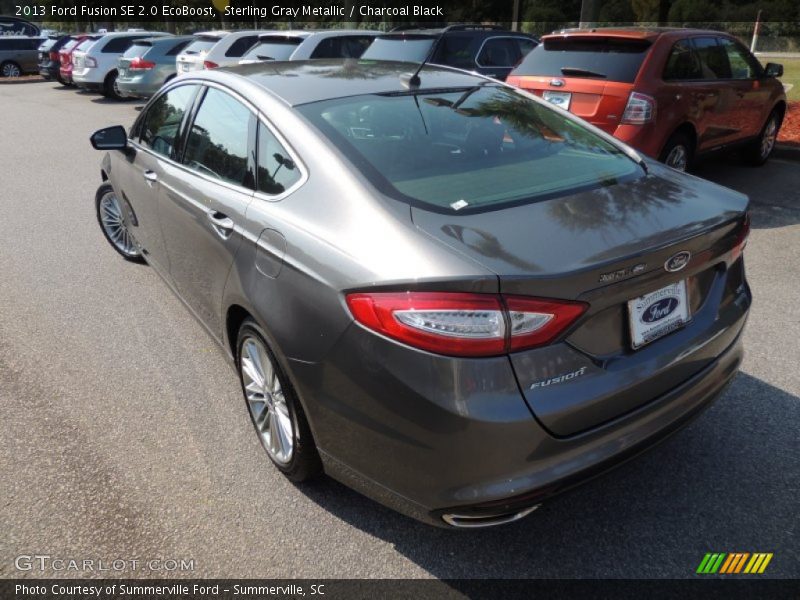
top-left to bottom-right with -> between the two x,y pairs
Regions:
59,34 -> 100,86
507,28 -> 787,170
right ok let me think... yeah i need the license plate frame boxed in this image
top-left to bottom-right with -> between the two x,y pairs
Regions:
628,280 -> 691,349
543,90 -> 572,110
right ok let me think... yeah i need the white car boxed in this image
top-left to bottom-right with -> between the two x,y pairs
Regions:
238,30 -> 380,64
72,31 -> 169,99
175,30 -> 261,73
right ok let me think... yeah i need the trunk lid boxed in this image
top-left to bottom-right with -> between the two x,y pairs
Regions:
412,163 -> 749,435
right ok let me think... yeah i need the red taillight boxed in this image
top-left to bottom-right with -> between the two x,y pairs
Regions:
731,212 -> 751,261
346,291 -> 587,357
203,60 -> 219,69
129,57 -> 156,70
621,92 -> 656,125
49,51 -> 58,61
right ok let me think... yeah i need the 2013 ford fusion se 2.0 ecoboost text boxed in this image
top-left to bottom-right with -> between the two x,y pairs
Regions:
90,59 -> 751,528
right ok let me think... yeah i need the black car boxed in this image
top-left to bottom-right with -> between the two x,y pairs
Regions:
38,34 -> 72,83
361,24 -> 538,80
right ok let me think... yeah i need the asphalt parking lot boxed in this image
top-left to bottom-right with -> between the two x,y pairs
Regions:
0,79 -> 798,580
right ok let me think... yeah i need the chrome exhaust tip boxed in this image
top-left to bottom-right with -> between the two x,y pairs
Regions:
441,504 -> 540,528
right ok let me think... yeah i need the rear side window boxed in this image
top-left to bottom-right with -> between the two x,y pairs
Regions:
310,35 -> 374,59
362,36 -> 435,62
140,84 -> 198,158
183,87 -> 253,187
183,37 -> 219,55
719,37 -> 760,79
691,37 -> 731,79
166,39 -> 191,56
244,37 -> 302,61
102,36 -> 139,53
663,40 -> 703,80
476,37 -> 522,67
225,35 -> 259,57
257,122 -> 301,195
514,36 -> 652,83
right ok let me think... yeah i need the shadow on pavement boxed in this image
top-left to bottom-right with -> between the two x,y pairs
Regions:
694,154 -> 800,230
294,372 -> 798,578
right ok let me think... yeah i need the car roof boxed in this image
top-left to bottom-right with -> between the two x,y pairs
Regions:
217,59 -> 490,106
256,29 -> 380,41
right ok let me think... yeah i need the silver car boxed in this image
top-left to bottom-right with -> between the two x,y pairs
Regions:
91,61 -> 751,528
116,36 -> 194,99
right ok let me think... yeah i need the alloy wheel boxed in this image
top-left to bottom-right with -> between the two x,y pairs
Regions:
665,144 -> 688,171
760,117 -> 778,160
98,190 -> 140,258
240,336 -> 295,465
2,63 -> 21,77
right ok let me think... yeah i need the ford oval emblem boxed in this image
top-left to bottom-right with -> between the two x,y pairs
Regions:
665,251 -> 691,272
641,297 -> 679,323
550,78 -> 565,87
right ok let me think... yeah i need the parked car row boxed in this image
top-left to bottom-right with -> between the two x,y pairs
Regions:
11,24 -> 786,171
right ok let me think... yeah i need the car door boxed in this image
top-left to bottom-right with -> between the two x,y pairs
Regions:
121,83 -> 200,274
689,36 -> 739,149
718,36 -> 767,139
158,84 -> 256,339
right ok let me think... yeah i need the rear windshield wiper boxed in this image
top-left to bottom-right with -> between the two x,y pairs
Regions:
561,67 -> 606,78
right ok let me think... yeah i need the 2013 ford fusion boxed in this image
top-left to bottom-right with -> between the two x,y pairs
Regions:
90,60 -> 751,528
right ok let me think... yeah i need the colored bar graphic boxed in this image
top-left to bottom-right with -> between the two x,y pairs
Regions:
700,552 -> 773,574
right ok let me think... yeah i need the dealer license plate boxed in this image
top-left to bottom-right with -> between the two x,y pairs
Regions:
628,280 -> 690,349
543,91 -> 572,110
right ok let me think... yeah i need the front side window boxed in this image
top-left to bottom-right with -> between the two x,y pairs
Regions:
691,37 -> 731,79
256,122 -> 301,195
477,38 -> 522,67
719,37 -> 760,79
183,87 -> 253,187
297,85 -> 641,213
663,40 -> 703,80
140,84 -> 198,158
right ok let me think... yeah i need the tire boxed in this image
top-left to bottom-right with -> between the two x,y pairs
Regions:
95,183 -> 144,262
744,109 -> 781,166
659,131 -> 694,172
102,70 -> 123,100
1,61 -> 22,78
237,319 -> 322,482
56,74 -> 68,86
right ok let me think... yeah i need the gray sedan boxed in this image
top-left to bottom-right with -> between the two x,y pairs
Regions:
90,60 -> 751,528
116,36 -> 194,99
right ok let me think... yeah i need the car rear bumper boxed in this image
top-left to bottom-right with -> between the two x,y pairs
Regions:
613,123 -> 668,159
39,61 -> 59,78
288,281 -> 748,527
116,76 -> 160,98
72,68 -> 104,86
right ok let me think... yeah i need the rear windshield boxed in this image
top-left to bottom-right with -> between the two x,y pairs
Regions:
183,37 -> 219,55
243,37 -> 302,61
514,36 -> 652,83
362,36 -> 435,62
297,85 -> 641,213
39,38 -> 56,52
123,43 -> 150,58
62,38 -> 80,52
75,38 -> 97,52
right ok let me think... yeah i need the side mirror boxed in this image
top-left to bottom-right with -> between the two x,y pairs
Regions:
764,62 -> 783,78
90,125 -> 128,150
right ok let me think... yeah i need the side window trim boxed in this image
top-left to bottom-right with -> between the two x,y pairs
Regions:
253,114 -> 308,202
474,36 -> 524,69
174,85 -> 207,163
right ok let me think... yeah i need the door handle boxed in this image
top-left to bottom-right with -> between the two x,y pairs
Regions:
142,170 -> 158,184
207,211 -> 235,239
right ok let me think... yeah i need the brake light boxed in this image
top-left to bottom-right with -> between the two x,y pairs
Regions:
203,60 -> 219,69
621,92 -> 656,124
731,212 -> 751,261
49,51 -> 58,61
346,292 -> 587,357
84,56 -> 97,68
129,57 -> 156,70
